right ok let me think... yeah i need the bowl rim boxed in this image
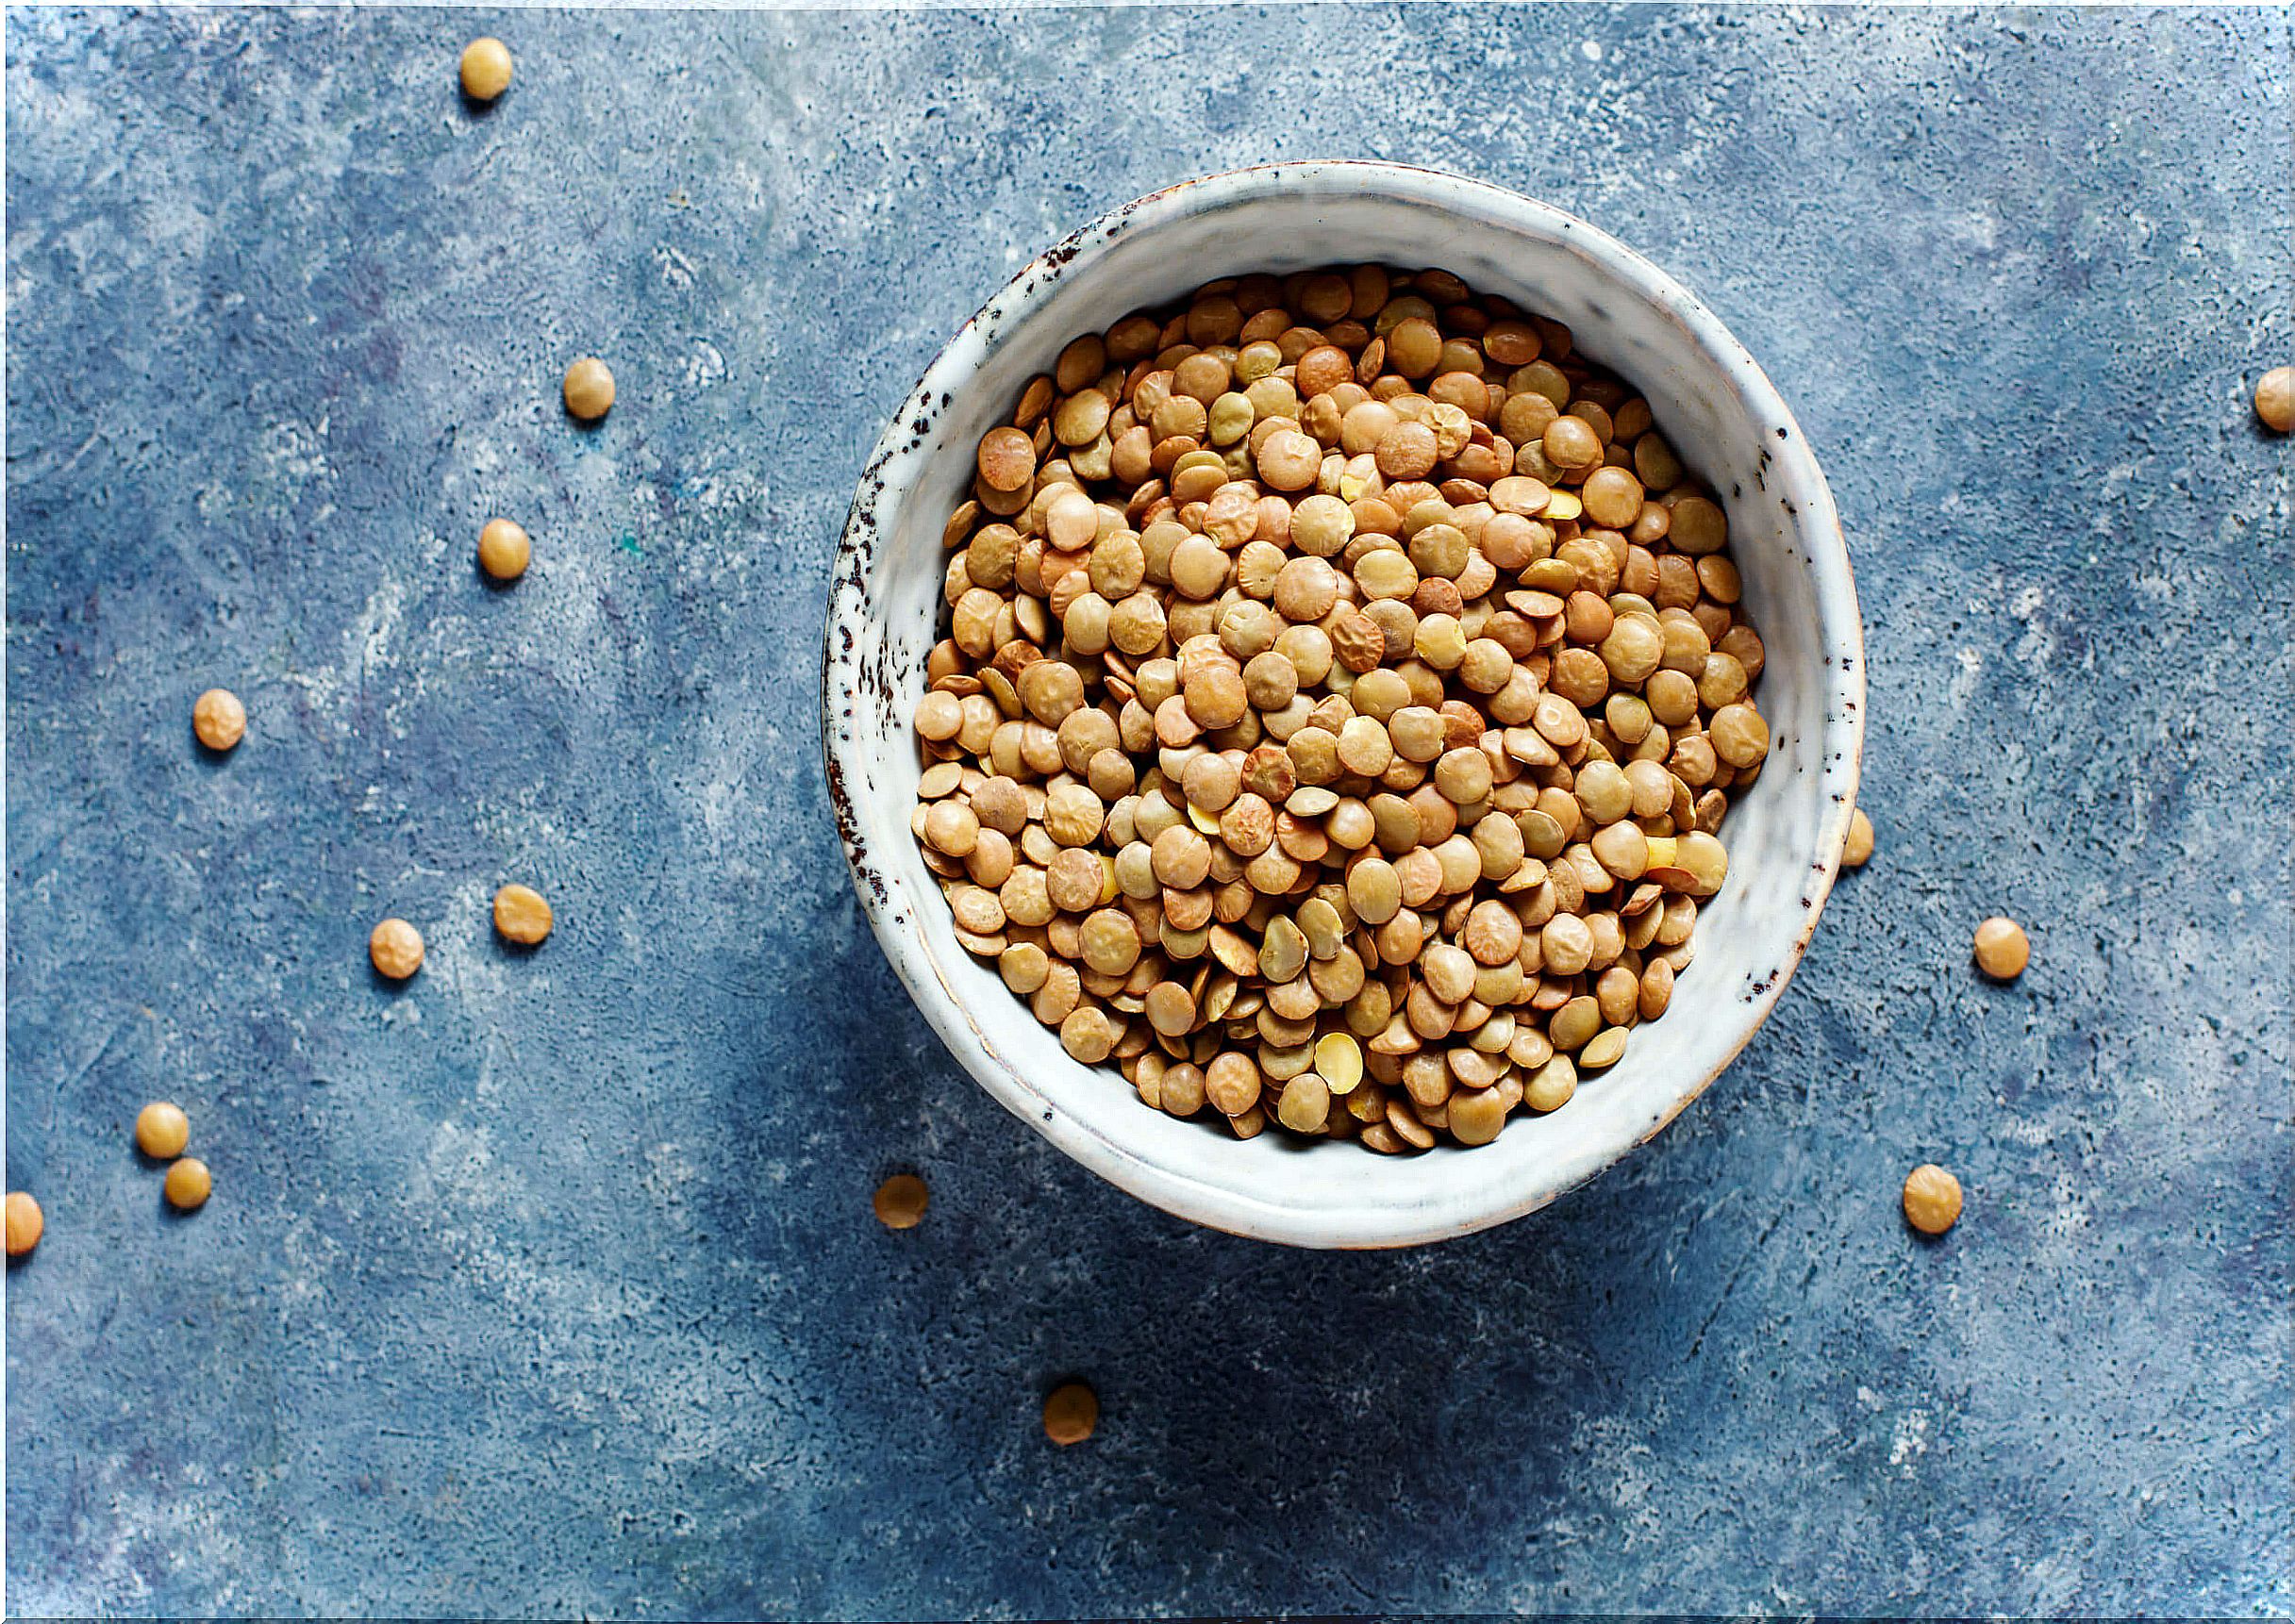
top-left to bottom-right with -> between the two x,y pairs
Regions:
823,159 -> 1864,1248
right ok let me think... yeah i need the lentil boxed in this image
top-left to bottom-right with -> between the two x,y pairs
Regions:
5,1191 -> 42,1257
369,918 -> 424,981
164,1157 -> 212,1212
1973,916 -> 2029,980
562,356 -> 616,421
873,1172 -> 929,1230
193,688 -> 246,752
1902,1164 -> 1963,1235
1842,808 -> 1874,869
136,1102 -> 191,1160
1043,1381 -> 1099,1446
909,266 -> 1766,1151
2257,367 -> 2295,434
458,37 -> 513,100
493,884 -> 555,945
478,518 -> 531,581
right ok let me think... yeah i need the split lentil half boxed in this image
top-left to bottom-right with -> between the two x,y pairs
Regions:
909,265 -> 1771,1152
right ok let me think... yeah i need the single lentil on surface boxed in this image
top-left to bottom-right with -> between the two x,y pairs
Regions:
562,356 -> 615,421
163,1158 -> 212,1212
1902,1164 -> 1963,1235
2256,367 -> 2294,434
192,688 -> 245,752
135,1102 -> 191,1160
907,264 -> 1771,1152
5,1191 -> 42,1257
1042,1381 -> 1098,1447
478,518 -> 531,582
458,37 -> 513,100
492,884 -> 554,945
369,918 -> 425,981
873,1173 -> 929,1230
1972,916 -> 2029,980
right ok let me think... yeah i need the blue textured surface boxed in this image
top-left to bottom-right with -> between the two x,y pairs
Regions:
6,6 -> 2289,1616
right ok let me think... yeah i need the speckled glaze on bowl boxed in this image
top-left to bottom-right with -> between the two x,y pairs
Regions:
823,162 -> 1863,1250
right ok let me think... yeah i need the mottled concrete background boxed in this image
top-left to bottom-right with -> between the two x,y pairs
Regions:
6,5 -> 2288,1617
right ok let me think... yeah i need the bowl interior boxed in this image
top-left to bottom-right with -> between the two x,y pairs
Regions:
827,164 -> 1861,1248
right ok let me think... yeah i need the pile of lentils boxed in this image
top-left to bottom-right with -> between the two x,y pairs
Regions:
908,264 -> 1770,1152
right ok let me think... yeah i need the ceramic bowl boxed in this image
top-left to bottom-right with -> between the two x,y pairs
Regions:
823,162 -> 1863,1250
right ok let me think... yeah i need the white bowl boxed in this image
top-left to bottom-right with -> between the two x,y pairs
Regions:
823,162 -> 1863,1250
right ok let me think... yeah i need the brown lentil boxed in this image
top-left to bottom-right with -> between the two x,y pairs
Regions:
6,1191 -> 43,1256
1842,808 -> 1874,869
369,918 -> 424,981
478,518 -> 531,582
873,1172 -> 929,1230
908,266 -> 1766,1151
136,1102 -> 191,1160
1973,916 -> 2029,980
459,36 -> 513,99
492,884 -> 554,946
164,1157 -> 212,1212
1902,1164 -> 1963,1235
2257,367 -> 2295,434
562,356 -> 616,421
193,688 -> 247,752
1043,1380 -> 1099,1446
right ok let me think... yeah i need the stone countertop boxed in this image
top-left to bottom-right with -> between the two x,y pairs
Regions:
5,6 -> 2287,1617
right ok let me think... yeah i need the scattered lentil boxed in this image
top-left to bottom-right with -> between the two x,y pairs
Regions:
1972,916 -> 2029,980
136,1102 -> 191,1160
458,37 -> 513,100
492,884 -> 555,945
873,1172 -> 928,1230
164,1157 -> 212,1212
908,265 -> 1767,1151
1902,1164 -> 1963,1235
369,918 -> 425,981
2257,367 -> 2295,434
5,1191 -> 42,1257
1042,1380 -> 1098,1446
478,518 -> 531,581
562,356 -> 615,421
192,688 -> 245,752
